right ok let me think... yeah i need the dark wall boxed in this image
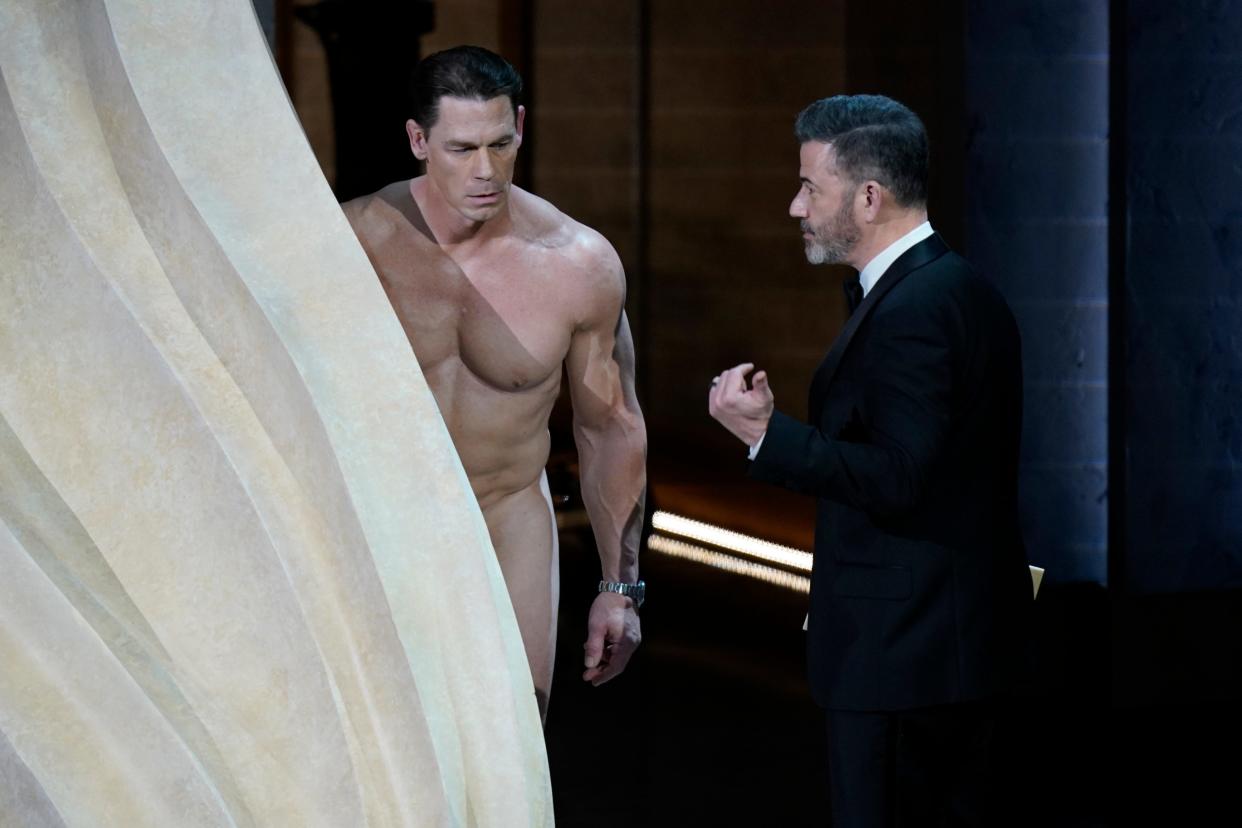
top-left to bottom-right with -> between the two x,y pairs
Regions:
642,0 -> 849,459
1110,10 -> 1242,805
293,1 -> 434,202
845,1 -> 966,251
1122,1 -> 1242,593
964,1 -> 1111,585
532,1 -> 640,278
961,0 -> 1242,592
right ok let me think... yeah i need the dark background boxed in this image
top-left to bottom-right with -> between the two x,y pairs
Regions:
259,1 -> 1242,824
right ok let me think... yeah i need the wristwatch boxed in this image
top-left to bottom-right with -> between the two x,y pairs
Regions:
598,579 -> 645,609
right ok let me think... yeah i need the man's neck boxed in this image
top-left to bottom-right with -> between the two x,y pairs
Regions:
409,177 -> 513,251
849,209 -> 929,273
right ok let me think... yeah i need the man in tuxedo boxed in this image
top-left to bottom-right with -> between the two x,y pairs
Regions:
709,95 -> 1031,826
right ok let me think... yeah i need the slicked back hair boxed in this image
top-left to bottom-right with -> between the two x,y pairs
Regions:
794,95 -> 929,208
409,45 -> 523,131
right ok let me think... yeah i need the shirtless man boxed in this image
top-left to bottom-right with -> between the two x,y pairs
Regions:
342,46 -> 646,719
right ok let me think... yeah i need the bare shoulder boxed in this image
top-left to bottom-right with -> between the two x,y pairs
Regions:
339,187 -> 378,226
512,188 -> 625,319
340,181 -> 407,239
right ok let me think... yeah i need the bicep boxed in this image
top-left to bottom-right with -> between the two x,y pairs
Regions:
567,306 -> 638,429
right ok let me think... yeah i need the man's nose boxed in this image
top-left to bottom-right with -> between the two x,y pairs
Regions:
789,194 -> 807,218
473,151 -> 495,180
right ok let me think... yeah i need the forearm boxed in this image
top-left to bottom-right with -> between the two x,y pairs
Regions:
574,413 -> 647,582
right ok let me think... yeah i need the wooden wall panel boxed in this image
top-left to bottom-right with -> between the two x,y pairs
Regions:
645,3 -> 848,453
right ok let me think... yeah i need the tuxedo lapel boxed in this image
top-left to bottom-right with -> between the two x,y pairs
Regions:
808,234 -> 950,420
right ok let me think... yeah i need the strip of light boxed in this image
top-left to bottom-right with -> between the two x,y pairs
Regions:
651,511 -> 813,573
648,511 -> 1045,601
647,535 -> 810,594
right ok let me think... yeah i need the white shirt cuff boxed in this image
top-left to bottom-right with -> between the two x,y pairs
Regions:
747,432 -> 766,460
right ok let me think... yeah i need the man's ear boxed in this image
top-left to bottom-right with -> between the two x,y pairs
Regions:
860,180 -> 884,222
406,119 -> 429,161
514,104 -> 526,148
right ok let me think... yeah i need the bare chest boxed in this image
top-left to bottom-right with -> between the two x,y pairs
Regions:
454,248 -> 577,392
350,198 -> 580,394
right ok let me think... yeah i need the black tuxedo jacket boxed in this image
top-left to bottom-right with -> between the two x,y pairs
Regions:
750,234 -> 1031,711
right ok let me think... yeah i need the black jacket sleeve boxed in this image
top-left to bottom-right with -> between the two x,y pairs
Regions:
749,292 -> 958,518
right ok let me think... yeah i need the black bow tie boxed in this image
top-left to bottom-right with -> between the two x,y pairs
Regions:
843,276 -> 863,316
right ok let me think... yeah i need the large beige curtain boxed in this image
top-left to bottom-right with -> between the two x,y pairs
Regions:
0,1 -> 551,825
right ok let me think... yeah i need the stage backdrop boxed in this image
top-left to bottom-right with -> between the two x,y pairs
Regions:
0,0 -> 551,825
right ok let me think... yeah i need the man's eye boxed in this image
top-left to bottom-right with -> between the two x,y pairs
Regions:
493,141 -> 511,149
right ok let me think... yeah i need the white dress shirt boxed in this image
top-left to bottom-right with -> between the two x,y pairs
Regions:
857,220 -> 934,299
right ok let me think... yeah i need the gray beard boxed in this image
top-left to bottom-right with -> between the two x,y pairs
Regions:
803,233 -> 854,266
801,193 -> 861,265
804,240 -> 833,265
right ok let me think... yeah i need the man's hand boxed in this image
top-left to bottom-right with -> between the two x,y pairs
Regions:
582,591 -> 641,686
708,362 -> 775,447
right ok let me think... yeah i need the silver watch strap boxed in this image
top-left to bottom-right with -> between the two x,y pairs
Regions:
598,580 -> 644,606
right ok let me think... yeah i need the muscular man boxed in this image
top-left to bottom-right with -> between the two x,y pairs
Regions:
710,95 -> 1031,826
343,46 -> 646,719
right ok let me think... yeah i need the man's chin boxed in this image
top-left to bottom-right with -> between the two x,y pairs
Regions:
804,240 -> 853,267
460,199 -> 505,223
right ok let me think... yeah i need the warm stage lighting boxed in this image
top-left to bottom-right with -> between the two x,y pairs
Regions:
648,510 -> 1044,599
650,511 -> 813,572
647,535 -> 811,594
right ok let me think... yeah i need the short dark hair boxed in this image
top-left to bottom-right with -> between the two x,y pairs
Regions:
409,45 -> 523,131
794,95 -> 929,207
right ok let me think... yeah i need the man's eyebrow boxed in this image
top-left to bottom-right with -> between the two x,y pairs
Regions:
800,176 -> 814,186
444,139 -> 477,149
